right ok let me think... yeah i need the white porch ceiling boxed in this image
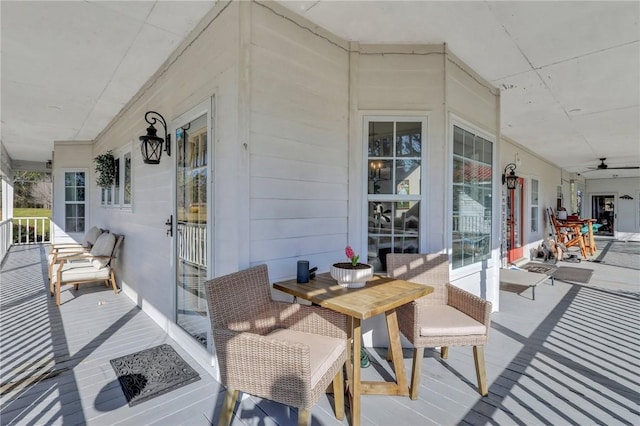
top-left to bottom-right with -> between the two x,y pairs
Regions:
2,1 -> 639,178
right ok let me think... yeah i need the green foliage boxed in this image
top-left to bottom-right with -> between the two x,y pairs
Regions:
94,150 -> 116,188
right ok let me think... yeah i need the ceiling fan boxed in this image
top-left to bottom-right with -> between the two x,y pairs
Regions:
583,158 -> 640,172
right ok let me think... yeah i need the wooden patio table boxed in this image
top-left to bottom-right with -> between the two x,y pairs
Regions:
273,273 -> 433,426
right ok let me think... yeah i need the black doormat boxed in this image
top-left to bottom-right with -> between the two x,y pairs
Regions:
520,262 -> 557,275
110,344 -> 200,406
553,266 -> 594,284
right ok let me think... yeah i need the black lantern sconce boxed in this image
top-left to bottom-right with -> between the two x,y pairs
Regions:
502,163 -> 519,189
139,111 -> 170,164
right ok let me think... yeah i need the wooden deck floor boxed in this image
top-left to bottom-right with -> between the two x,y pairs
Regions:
1,242 -> 639,425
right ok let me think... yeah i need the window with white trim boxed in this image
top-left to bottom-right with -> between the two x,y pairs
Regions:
123,152 -> 132,207
365,117 -> 426,272
452,124 -> 493,269
101,150 -> 132,208
531,178 -> 539,233
64,171 -> 86,232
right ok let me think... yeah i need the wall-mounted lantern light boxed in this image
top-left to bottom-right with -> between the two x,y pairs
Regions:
502,163 -> 518,189
139,111 -> 170,164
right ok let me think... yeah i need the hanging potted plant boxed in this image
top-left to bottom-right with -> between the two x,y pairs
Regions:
330,246 -> 373,288
94,150 -> 116,188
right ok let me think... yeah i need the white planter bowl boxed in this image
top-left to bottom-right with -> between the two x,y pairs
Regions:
330,263 -> 374,288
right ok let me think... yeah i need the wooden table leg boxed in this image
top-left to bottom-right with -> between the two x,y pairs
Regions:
351,317 -> 361,426
588,222 -> 596,254
345,316 -> 353,389
577,227 -> 588,259
385,309 -> 409,397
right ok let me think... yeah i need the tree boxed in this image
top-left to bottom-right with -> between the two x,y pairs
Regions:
13,171 -> 52,208
31,181 -> 52,209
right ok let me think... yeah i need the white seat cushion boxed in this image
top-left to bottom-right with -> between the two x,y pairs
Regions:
267,329 -> 346,387
419,305 -> 486,337
51,261 -> 110,284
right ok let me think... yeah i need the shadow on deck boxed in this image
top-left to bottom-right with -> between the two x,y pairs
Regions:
1,242 -> 639,425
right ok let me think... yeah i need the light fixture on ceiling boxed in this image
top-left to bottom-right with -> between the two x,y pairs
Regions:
502,163 -> 518,189
139,111 -> 170,164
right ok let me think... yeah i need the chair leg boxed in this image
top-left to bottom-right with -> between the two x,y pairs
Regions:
473,346 -> 488,396
298,408 -> 311,426
109,270 -> 118,294
55,281 -> 61,306
386,348 -> 393,362
440,346 -> 449,359
409,347 -> 424,400
218,388 -> 239,426
332,367 -> 344,420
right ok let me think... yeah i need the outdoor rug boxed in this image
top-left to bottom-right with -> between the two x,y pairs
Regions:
553,266 -> 594,284
519,262 -> 557,275
110,344 -> 200,406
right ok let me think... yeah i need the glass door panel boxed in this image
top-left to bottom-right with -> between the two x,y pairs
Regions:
506,178 -> 524,263
176,113 -> 209,346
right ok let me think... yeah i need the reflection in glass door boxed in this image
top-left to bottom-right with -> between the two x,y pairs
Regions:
506,178 -> 524,263
176,113 -> 209,346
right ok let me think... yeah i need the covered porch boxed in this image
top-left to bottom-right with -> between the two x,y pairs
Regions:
1,241 -> 637,425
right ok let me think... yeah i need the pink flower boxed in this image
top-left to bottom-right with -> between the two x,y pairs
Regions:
345,245 -> 359,266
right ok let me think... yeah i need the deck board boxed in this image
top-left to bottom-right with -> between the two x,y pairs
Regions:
1,241 -> 639,425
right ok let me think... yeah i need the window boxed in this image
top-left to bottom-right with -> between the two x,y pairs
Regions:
531,178 -> 539,233
64,171 -> 85,232
113,157 -> 120,205
365,117 -> 425,272
101,150 -> 132,208
123,152 -> 132,206
452,124 -> 493,269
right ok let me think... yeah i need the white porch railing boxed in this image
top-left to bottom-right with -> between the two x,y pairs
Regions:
13,217 -> 52,245
1,217 -> 52,263
0,219 -> 11,263
177,221 -> 207,268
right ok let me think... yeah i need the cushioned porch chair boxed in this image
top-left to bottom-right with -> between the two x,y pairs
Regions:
204,264 -> 347,426
50,232 -> 124,306
48,226 -> 104,279
386,253 -> 492,399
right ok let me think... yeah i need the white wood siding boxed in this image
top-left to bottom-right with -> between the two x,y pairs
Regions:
249,2 -> 349,280
446,52 -> 499,134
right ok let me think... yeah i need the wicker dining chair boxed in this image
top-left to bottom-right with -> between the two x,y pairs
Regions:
386,253 -> 492,399
204,264 -> 347,426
